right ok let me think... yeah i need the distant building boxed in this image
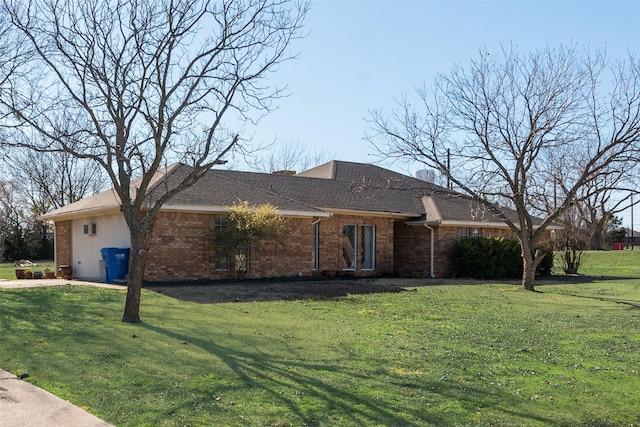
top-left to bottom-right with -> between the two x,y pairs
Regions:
624,227 -> 640,249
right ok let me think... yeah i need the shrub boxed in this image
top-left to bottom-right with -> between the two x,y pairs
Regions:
537,249 -> 554,276
452,237 -> 553,279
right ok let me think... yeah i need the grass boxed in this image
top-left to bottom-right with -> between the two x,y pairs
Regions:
576,249 -> 640,277
0,260 -> 55,280
1,253 -> 640,426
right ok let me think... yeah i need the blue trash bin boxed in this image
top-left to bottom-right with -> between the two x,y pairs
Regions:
100,247 -> 130,283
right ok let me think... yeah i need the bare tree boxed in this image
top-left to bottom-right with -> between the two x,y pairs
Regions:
573,171 -> 638,251
0,179 -> 35,261
551,164 -> 638,275
1,0 -> 307,322
367,45 -> 640,291
0,10 -> 27,102
0,180 -> 18,261
554,205 -> 592,275
250,139 -> 335,173
5,146 -> 105,215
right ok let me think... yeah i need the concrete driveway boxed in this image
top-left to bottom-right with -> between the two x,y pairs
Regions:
0,278 -> 126,290
0,370 -> 114,427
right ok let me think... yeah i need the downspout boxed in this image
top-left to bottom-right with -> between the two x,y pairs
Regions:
424,222 -> 436,279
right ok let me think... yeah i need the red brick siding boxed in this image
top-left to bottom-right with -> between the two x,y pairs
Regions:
394,223 -> 538,278
145,212 -> 216,281
54,214 -> 555,281
143,211 -> 394,282
54,220 -> 72,274
393,222 -> 430,277
316,214 -> 393,277
440,227 -> 554,277
436,226 -> 520,277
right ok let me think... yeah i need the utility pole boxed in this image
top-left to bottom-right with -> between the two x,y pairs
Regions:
447,149 -> 451,190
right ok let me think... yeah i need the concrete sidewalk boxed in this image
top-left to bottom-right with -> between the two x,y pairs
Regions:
0,278 -> 126,290
0,370 -> 114,427
1,279 -> 123,426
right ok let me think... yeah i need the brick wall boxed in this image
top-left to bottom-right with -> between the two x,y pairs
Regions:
145,211 -> 216,281
435,226 -> 520,277
54,220 -> 72,273
316,214 -> 393,277
394,223 -> 525,278
393,222 -> 430,277
56,213 -> 555,281
143,211 -> 394,282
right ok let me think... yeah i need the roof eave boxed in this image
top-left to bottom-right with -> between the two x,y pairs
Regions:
38,206 -> 121,222
320,207 -> 420,219
407,219 -> 561,230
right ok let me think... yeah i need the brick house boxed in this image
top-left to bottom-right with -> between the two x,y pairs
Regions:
39,160 -> 552,282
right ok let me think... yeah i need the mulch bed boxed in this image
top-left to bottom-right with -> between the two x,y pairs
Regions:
145,277 -> 430,304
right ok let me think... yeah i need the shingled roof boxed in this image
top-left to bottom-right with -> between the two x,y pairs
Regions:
39,160 -> 534,226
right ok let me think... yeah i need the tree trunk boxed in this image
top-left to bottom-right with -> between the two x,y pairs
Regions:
520,239 -> 540,291
562,248 -> 582,274
590,220 -> 606,250
521,257 -> 537,291
121,226 -> 149,323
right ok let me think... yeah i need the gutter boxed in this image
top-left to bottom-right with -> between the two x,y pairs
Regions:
424,222 -> 436,279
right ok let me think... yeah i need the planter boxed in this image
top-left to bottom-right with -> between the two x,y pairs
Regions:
45,271 -> 56,279
33,271 -> 43,279
59,265 -> 72,280
24,271 -> 33,279
15,269 -> 25,279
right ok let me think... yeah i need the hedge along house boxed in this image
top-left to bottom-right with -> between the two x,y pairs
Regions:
39,160 -> 553,282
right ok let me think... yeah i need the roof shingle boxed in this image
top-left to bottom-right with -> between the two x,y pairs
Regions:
39,160 -> 534,226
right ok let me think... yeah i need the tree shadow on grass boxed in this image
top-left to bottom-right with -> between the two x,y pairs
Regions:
536,274 -> 640,284
147,275 -> 640,305
140,321 -> 558,426
536,275 -> 640,309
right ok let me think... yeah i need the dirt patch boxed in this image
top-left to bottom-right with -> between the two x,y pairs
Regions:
145,276 -> 616,304
146,277 -> 436,304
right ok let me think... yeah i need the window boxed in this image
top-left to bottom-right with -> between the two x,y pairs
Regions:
214,215 -> 250,272
83,223 -> 97,235
312,221 -> 319,270
342,224 -> 356,270
214,215 -> 229,270
460,227 -> 482,238
361,225 -> 375,270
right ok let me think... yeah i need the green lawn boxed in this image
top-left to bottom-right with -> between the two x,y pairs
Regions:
1,253 -> 640,426
0,260 -> 55,280
577,249 -> 640,277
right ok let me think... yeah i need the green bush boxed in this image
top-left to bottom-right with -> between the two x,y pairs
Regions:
537,248 -> 554,276
452,237 -> 553,279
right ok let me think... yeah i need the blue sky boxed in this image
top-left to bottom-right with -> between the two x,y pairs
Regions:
247,0 -> 640,226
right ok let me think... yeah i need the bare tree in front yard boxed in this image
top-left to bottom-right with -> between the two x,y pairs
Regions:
367,45 -> 640,291
0,0 -> 308,322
